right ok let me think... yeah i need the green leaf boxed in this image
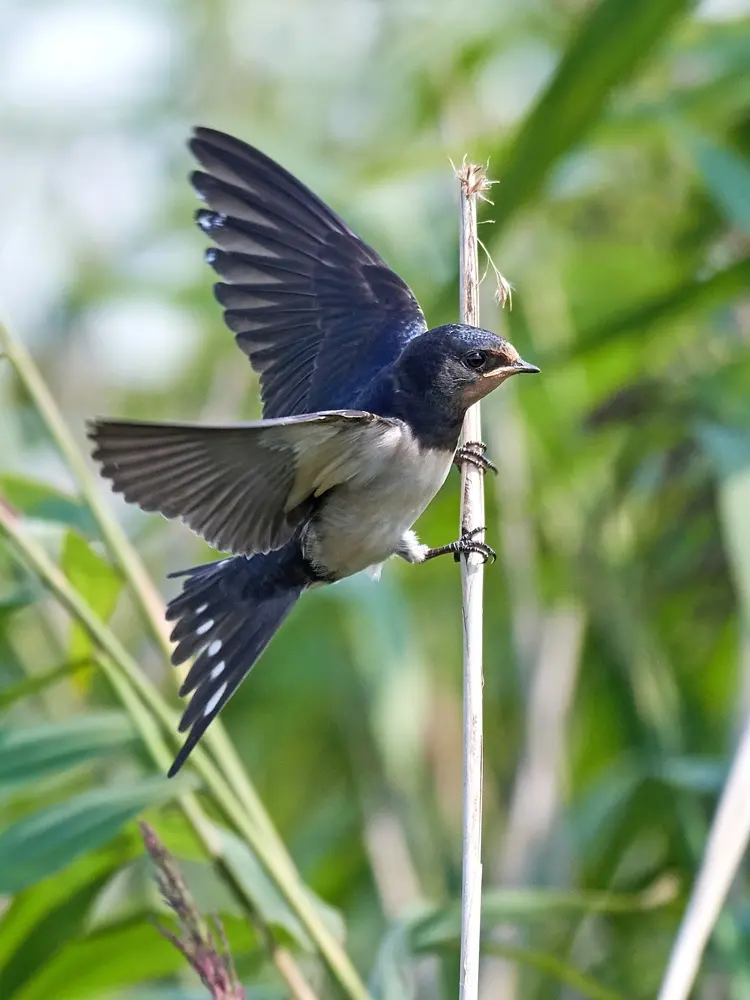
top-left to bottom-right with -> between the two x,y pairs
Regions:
652,755 -> 727,793
569,257 -> 750,359
369,922 -> 416,1000
0,659 -> 92,711
699,423 -> 750,623
61,531 -> 123,661
0,584 -> 34,611
218,827 -> 345,952
492,0 -> 693,232
11,917 -> 185,1000
685,132 -> 750,234
0,712 -> 136,794
0,838 -> 138,994
406,884 -> 676,954
219,827 -> 311,948
0,843 -> 131,967
12,912 -> 259,1000
370,882 -> 677,998
601,67 -> 750,144
0,475 -> 98,537
0,859 -> 122,998
0,777 -> 191,893
480,942 -> 627,1000
377,899 -> 638,1000
698,422 -> 750,479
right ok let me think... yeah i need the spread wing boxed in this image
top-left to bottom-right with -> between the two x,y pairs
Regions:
88,411 -> 402,557
189,127 -> 428,417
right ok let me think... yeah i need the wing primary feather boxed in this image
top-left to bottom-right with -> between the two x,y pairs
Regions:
189,127 -> 428,417
191,129 -> 350,233
89,412 -> 401,557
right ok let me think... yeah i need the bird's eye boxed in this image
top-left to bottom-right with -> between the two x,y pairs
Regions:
463,351 -> 486,370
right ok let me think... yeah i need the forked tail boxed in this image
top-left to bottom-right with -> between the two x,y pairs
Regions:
166,543 -> 310,775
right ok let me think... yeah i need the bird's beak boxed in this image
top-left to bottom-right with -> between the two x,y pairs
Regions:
465,353 -> 540,403
512,359 -> 540,375
482,357 -> 540,381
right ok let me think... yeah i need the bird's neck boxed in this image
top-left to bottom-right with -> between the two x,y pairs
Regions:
359,367 -> 464,452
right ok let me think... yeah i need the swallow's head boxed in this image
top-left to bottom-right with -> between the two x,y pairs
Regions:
400,324 -> 539,411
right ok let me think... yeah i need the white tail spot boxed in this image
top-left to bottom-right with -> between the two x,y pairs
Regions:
196,619 -> 214,636
208,639 -> 222,656
198,211 -> 226,231
204,682 -> 228,716
195,603 -> 208,615
210,661 -> 225,680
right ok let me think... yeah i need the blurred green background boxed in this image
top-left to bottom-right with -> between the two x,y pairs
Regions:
1,0 -> 750,998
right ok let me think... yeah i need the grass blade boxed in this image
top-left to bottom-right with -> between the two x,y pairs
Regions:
0,500 -> 368,1000
0,712 -> 135,792
0,778 -> 189,893
492,0 -> 694,233
569,257 -> 750,359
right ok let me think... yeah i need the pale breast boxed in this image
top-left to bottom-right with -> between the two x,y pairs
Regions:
303,424 -> 454,579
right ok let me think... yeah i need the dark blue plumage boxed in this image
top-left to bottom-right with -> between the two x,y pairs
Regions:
164,543 -> 317,775
190,127 -> 428,417
89,127 -> 539,774
358,324 -> 516,450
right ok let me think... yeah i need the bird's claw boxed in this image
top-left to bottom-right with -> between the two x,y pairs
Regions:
424,526 -> 496,565
455,441 -> 498,475
451,526 -> 496,564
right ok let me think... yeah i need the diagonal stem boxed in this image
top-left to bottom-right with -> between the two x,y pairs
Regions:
657,713 -> 750,1000
0,318 -> 278,842
0,504 -> 321,1000
0,477 -> 371,1000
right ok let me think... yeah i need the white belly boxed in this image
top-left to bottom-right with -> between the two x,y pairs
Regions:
302,425 -> 454,579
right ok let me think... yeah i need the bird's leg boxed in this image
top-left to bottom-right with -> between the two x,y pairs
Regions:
454,440 -> 497,475
423,526 -> 496,565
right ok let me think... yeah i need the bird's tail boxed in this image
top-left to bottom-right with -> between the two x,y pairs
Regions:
166,542 -> 311,775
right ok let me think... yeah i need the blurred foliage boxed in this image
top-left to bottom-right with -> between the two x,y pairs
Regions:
1,0 -> 750,998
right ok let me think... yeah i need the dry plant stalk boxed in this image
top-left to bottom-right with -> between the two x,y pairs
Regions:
657,715 -> 750,1000
141,822 -> 247,1000
456,160 -> 496,1000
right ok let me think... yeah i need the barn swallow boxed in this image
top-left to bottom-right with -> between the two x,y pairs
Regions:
89,127 -> 539,774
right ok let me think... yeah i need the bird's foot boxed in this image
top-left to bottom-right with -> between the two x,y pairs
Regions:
424,526 -> 496,565
454,441 -> 497,475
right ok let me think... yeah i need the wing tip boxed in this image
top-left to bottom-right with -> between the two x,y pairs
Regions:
87,418 -> 116,465
189,126 -> 260,174
189,125 -> 226,152
86,416 -> 109,439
